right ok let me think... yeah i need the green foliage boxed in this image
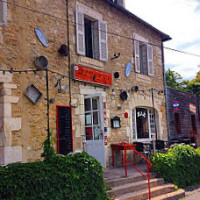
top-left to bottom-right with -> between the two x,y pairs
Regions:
166,68 -> 200,95
41,130 -> 56,158
166,69 -> 183,90
151,144 -> 200,188
0,152 -> 109,200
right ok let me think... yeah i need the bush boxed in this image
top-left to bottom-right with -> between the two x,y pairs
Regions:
0,152 -> 109,200
151,144 -> 200,188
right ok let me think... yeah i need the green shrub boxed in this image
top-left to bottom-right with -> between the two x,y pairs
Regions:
151,144 -> 200,188
0,152 -> 109,200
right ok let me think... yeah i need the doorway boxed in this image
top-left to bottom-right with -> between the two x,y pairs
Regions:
84,94 -> 106,167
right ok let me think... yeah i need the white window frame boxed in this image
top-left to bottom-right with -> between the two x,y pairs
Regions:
76,3 -> 108,61
84,94 -> 104,141
133,108 -> 156,142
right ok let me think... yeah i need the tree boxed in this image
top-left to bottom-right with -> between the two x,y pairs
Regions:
165,69 -> 183,90
165,69 -> 200,95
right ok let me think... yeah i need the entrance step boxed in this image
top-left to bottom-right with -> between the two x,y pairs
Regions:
105,173 -> 157,188
151,189 -> 185,200
114,184 -> 175,200
107,178 -> 164,197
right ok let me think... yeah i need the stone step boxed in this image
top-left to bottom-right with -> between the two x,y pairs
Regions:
107,178 -> 164,197
151,189 -> 185,200
114,184 -> 175,200
105,173 -> 157,188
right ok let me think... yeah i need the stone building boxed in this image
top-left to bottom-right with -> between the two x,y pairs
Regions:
0,0 -> 171,167
166,87 -> 200,146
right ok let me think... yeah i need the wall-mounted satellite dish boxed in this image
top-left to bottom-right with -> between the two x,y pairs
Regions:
125,62 -> 132,77
35,27 -> 49,47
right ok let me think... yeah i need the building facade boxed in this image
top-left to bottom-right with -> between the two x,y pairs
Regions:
0,0 -> 170,167
166,87 -> 200,146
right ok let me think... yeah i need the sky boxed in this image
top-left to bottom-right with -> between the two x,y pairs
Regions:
126,0 -> 200,80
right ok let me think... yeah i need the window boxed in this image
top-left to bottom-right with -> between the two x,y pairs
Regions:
0,0 -> 7,26
133,108 -> 156,140
134,40 -> 154,76
84,96 -> 103,140
76,10 -> 108,61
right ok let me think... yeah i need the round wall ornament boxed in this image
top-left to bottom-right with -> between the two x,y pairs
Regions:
125,62 -> 132,77
35,27 -> 49,47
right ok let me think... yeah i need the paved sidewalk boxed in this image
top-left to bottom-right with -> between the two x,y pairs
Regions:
184,185 -> 200,200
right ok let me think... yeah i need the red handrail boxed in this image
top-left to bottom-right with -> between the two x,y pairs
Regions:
120,142 -> 152,200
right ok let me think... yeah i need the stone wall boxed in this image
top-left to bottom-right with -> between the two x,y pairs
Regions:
0,0 -> 168,167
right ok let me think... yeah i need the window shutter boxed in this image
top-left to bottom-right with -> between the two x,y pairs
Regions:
98,20 -> 108,61
134,40 -> 140,73
0,0 -> 7,26
76,10 -> 85,56
147,44 -> 154,76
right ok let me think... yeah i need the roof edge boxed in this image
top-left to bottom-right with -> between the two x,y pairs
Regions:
104,0 -> 171,42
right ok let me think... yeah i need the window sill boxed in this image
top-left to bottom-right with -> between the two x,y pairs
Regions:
136,73 -> 151,84
79,56 -> 104,69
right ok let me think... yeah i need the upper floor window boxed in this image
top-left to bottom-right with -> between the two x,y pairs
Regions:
0,0 -> 7,26
76,10 -> 108,61
134,40 -> 154,76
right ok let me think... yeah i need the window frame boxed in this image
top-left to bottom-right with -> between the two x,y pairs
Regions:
133,108 -> 156,142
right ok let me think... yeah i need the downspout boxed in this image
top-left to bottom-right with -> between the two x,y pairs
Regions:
66,0 -> 72,106
161,42 -> 170,140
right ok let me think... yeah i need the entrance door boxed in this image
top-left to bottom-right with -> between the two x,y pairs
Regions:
84,94 -> 106,167
57,106 -> 73,155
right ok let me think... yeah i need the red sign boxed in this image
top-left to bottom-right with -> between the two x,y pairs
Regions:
72,64 -> 112,86
190,103 -> 196,114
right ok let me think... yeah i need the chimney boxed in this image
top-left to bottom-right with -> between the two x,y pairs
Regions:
112,0 -> 126,8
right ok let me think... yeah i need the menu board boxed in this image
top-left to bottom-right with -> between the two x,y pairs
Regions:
57,106 -> 73,155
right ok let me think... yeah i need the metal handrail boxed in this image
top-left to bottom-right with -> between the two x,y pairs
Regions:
120,142 -> 152,200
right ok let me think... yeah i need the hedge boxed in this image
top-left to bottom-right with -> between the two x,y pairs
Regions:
151,144 -> 200,188
0,152 -> 109,200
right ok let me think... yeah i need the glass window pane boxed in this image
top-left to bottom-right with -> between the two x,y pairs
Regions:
93,112 -> 99,125
84,98 -> 91,111
92,97 -> 99,110
86,127 -> 93,140
136,108 -> 149,139
85,113 -> 92,125
94,126 -> 103,140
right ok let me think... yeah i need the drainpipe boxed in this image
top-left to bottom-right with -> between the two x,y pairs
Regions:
161,42 -> 170,140
66,0 -> 72,106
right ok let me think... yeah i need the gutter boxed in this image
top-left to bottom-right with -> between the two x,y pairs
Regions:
66,0 -> 71,106
162,43 -> 170,139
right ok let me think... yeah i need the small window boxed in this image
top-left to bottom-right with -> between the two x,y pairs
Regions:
0,0 -> 7,26
134,40 -> 154,76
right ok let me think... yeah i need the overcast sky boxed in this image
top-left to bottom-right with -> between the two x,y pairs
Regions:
126,0 -> 200,80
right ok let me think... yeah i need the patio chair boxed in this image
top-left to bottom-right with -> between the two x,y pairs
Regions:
133,142 -> 151,161
155,140 -> 168,152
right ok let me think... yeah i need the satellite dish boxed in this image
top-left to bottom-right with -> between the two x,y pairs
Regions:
35,27 -> 49,47
125,62 -> 132,77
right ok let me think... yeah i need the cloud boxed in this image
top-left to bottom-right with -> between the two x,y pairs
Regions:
126,0 -> 200,80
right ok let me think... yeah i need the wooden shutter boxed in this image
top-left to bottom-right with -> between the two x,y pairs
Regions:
147,44 -> 154,76
98,20 -> 108,61
134,40 -> 140,73
0,0 -> 7,26
76,10 -> 85,56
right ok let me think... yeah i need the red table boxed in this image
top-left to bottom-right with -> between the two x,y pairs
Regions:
111,143 -> 136,168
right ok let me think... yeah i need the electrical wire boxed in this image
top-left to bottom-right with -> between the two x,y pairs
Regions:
1,0 -> 200,58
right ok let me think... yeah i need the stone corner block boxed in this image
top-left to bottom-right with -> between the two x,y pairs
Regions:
4,146 -> 23,165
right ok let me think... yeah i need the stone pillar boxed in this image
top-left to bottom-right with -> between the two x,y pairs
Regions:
0,72 -> 22,165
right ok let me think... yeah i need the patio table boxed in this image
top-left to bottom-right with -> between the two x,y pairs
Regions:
111,143 -> 135,167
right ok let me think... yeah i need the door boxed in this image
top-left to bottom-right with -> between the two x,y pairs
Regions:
174,113 -> 181,135
84,94 -> 106,167
57,106 -> 73,155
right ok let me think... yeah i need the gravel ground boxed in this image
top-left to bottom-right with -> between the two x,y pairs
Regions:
184,185 -> 200,200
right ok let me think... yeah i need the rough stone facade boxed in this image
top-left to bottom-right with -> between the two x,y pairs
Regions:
166,87 -> 200,146
0,0 -> 169,167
